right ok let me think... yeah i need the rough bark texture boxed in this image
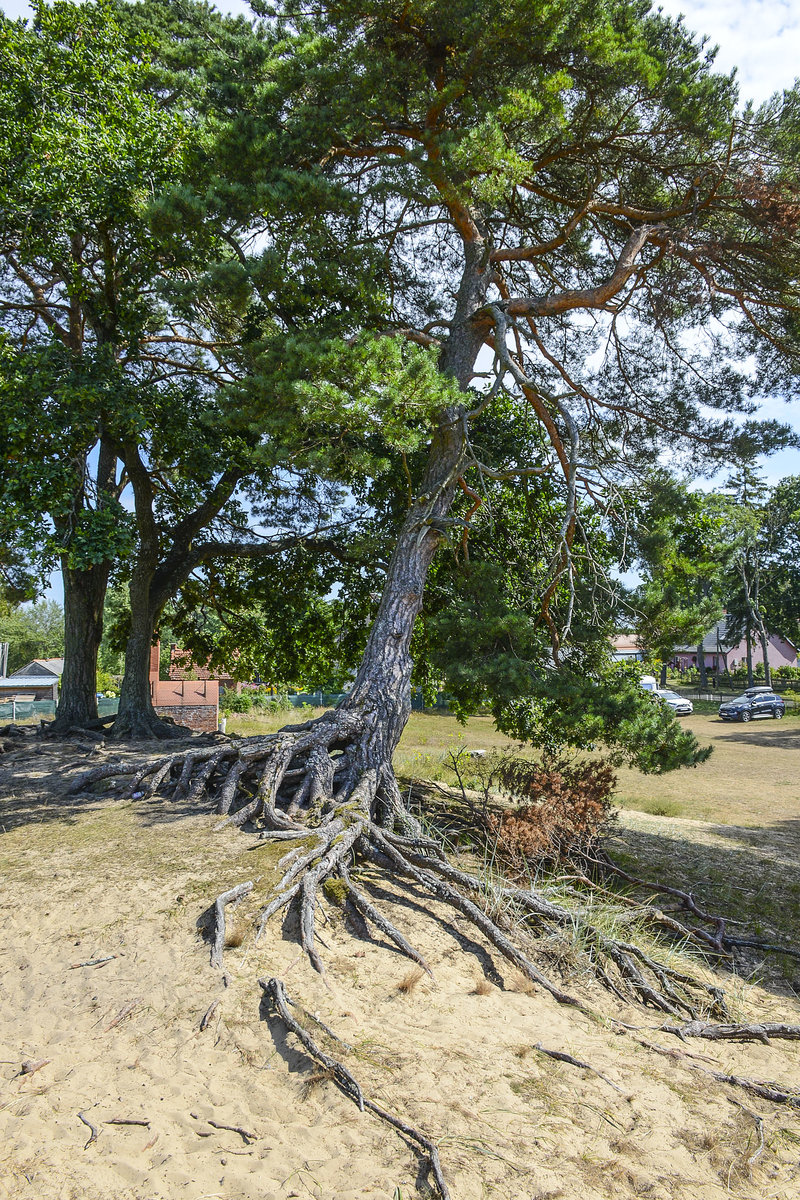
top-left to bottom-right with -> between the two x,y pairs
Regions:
51,561 -> 109,732
50,435 -> 118,734
112,594 -> 180,741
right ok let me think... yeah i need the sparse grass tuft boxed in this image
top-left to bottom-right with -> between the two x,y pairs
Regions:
396,967 -> 426,995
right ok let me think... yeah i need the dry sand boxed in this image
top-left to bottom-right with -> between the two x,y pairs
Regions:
2,739 -> 800,1200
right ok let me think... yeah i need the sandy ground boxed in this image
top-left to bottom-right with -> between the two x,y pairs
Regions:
2,739 -> 800,1200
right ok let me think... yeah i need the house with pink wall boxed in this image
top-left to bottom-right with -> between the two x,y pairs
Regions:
672,617 -> 798,673
149,643 -> 219,732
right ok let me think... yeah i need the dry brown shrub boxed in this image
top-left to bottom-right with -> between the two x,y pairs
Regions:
486,756 -> 616,878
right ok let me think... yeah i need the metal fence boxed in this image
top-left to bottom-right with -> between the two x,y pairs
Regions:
286,692 -> 347,708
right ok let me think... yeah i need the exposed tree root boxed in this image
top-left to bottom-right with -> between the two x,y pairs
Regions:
208,881 -> 254,968
631,1035 -> 800,1109
532,1043 -> 626,1094
67,714 -> 731,1019
658,1020 -> 800,1044
586,851 -> 800,965
259,976 -> 451,1200
59,708 -> 800,1200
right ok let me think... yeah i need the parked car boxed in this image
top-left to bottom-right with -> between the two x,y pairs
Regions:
718,686 -> 786,722
653,688 -> 693,716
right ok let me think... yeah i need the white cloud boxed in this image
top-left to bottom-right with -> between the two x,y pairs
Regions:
656,0 -> 799,104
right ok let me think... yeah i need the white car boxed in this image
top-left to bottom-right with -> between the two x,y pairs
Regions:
653,688 -> 693,716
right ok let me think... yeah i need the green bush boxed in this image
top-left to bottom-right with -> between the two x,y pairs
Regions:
251,689 -> 294,713
220,689 -> 253,713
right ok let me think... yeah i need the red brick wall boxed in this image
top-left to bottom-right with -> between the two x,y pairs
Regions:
154,703 -> 219,733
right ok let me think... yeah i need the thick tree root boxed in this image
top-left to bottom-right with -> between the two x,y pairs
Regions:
209,881 -> 254,968
259,976 -> 451,1200
67,713 -> 731,1018
658,1020 -> 800,1044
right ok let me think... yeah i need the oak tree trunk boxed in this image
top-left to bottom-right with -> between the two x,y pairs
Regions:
111,561 -> 180,740
51,561 -> 109,732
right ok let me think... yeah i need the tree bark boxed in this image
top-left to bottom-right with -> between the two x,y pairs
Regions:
745,629 -> 754,687
697,642 -> 708,692
51,561 -> 109,731
50,435 -> 117,733
111,519 -> 184,740
111,592 -> 176,740
329,243 -> 489,775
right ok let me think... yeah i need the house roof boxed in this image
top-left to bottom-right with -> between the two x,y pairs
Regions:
9,658 -> 65,678
168,645 -> 237,683
0,676 -> 58,689
674,618 -> 734,656
611,634 -> 642,653
151,678 -> 219,705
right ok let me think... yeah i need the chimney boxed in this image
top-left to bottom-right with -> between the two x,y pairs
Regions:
149,641 -> 161,683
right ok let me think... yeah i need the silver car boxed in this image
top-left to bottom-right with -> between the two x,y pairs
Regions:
654,688 -> 694,716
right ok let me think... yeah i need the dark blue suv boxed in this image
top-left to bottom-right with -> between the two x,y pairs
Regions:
718,687 -> 786,722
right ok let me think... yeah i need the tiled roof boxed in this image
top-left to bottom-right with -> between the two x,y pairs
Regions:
674,618 -> 733,655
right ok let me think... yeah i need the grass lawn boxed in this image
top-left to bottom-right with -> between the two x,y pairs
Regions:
614,707 -> 800,825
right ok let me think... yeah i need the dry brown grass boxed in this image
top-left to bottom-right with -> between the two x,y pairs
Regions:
396,967 -> 426,995
471,977 -> 493,995
614,709 -> 800,825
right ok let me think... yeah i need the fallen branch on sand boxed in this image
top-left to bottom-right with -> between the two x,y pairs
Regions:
208,1119 -> 258,1143
78,1110 -> 100,1149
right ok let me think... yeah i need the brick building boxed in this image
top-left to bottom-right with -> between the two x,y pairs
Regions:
168,644 -> 241,693
149,644 -> 219,733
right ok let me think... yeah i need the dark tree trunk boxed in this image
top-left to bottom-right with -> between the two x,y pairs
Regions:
746,630 -> 754,687
697,643 -> 708,692
111,562 -> 181,741
51,561 -> 109,731
50,436 -> 118,734
659,662 -> 668,687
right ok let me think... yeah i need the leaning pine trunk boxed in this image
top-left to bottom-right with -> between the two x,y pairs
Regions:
331,250 -> 488,780
52,561 -> 110,731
